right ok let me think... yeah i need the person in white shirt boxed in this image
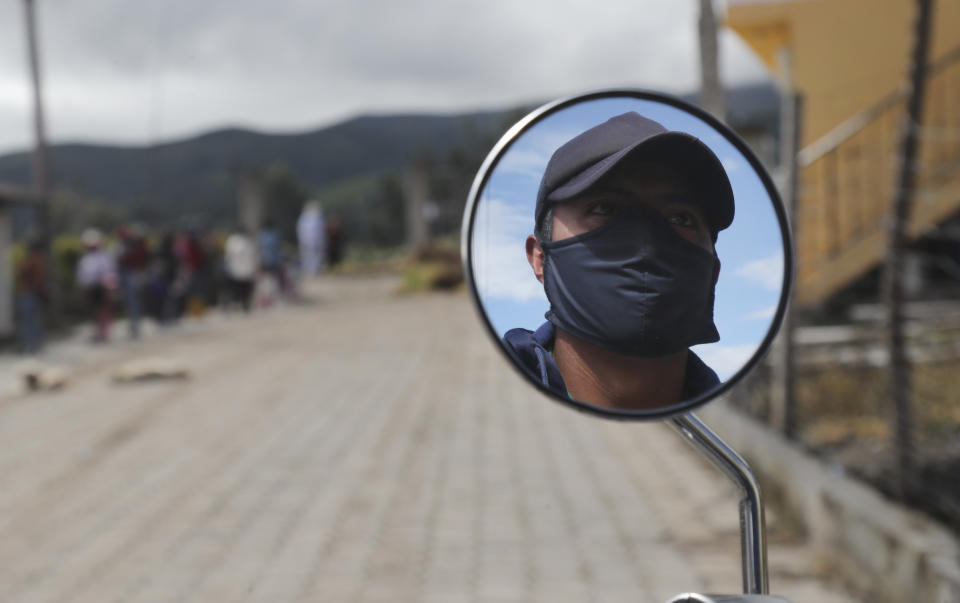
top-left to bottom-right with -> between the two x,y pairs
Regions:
76,228 -> 117,342
223,227 -> 258,312
297,200 -> 326,277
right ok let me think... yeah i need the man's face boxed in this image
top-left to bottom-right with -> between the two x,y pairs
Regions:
550,160 -> 714,253
524,154 -> 724,365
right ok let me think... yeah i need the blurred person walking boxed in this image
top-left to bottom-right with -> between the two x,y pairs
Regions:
258,219 -> 284,305
224,226 -> 257,312
326,214 -> 344,269
175,229 -> 208,317
200,231 -> 222,308
15,238 -> 48,354
149,232 -> 179,324
116,225 -> 150,339
297,201 -> 326,277
76,228 -> 117,343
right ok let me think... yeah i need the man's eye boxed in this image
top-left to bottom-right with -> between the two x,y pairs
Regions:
666,209 -> 699,229
587,200 -> 618,216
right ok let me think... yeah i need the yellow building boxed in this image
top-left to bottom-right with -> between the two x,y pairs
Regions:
726,0 -> 960,308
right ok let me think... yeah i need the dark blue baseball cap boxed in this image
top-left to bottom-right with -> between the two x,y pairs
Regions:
534,111 -> 735,238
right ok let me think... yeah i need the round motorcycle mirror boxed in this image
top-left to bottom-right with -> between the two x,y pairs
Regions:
462,89 -> 793,420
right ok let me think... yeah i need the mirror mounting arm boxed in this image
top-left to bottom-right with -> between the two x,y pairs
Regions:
669,414 -> 769,595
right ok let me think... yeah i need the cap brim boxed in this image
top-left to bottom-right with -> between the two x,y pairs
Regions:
546,132 -> 734,233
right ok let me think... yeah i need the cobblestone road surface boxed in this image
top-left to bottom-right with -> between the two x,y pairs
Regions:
0,276 -> 859,602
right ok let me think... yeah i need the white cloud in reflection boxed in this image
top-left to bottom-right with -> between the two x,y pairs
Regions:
733,252 -> 783,291
496,127 -> 583,179
471,198 -> 547,303
719,155 -> 743,174
496,148 -> 550,179
744,304 -> 777,320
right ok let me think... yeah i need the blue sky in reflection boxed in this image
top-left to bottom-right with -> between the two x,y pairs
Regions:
470,97 -> 786,381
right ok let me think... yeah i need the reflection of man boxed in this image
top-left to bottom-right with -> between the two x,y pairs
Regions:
503,112 -> 734,410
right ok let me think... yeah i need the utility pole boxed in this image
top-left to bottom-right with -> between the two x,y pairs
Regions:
770,48 -> 800,439
698,0 -> 726,120
23,0 -> 51,246
403,158 -> 430,254
886,0 -> 933,500
22,0 -> 60,331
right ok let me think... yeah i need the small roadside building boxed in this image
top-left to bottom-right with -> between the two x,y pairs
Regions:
726,0 -> 960,310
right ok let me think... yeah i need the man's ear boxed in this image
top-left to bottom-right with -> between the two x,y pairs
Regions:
526,234 -> 545,284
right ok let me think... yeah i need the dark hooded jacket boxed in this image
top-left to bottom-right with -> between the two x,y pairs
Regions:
502,321 -> 720,401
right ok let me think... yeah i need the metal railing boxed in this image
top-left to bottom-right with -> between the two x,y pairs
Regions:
794,45 -> 960,307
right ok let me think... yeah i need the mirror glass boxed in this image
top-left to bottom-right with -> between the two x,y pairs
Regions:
464,91 -> 792,419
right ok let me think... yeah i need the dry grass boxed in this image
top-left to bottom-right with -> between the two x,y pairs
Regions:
398,241 -> 464,294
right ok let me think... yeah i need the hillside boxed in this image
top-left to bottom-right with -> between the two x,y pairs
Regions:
0,83 -> 778,232
0,110 -> 515,222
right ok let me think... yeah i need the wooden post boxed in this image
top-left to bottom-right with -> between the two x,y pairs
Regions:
698,0 -> 726,120
403,160 -> 430,254
770,45 -> 799,438
23,0 -> 50,245
885,0 -> 933,500
771,83 -> 801,439
238,171 -> 264,234
0,209 -> 13,338
22,0 -> 58,330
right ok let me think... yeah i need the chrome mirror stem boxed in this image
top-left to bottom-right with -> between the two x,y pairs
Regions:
669,413 -> 769,595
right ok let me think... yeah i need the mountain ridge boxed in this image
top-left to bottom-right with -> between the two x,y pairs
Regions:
0,83 -> 778,231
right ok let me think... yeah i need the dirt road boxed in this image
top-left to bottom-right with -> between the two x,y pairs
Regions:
0,276 -> 858,602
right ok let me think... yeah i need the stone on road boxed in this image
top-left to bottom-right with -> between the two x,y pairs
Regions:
0,276 -> 857,602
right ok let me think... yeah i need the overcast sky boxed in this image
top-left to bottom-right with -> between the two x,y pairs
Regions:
0,0 -> 771,155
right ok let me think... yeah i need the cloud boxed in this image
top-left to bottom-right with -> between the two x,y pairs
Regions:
494,125 -> 585,179
471,197 -> 547,303
719,155 -> 743,174
734,252 -> 784,291
496,148 -> 550,180
0,0 -> 772,153
692,343 -> 760,381
744,304 -> 777,321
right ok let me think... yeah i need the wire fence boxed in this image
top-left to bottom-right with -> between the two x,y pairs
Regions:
729,300 -> 960,535
733,43 -> 960,534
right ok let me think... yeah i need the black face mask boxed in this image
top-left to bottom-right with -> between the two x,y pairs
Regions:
540,204 -> 720,357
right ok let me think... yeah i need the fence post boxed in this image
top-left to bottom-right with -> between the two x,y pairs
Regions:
770,45 -> 801,438
403,160 -> 430,254
0,209 -> 12,339
885,0 -> 933,500
698,0 -> 726,120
